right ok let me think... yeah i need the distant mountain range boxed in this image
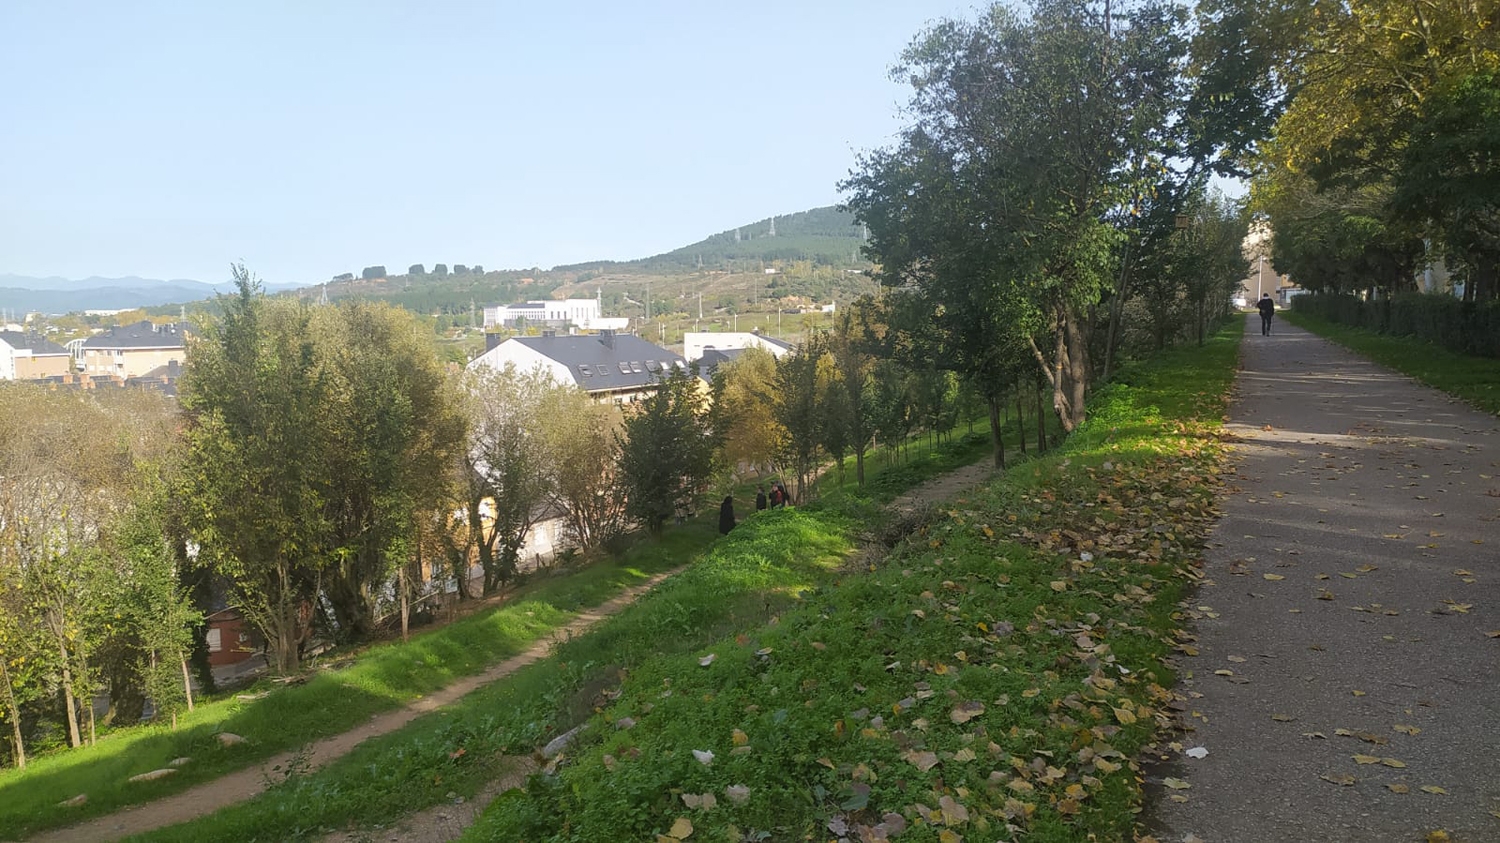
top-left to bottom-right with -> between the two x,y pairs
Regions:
0,275 -> 298,315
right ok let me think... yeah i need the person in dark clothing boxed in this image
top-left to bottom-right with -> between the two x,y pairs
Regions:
718,495 -> 736,534
1257,293 -> 1276,335
768,483 -> 784,508
755,485 -> 768,511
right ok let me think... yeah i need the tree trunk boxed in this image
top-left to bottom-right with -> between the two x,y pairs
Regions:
854,447 -> 866,486
986,395 -> 1006,469
85,662 -> 96,746
57,639 -> 81,749
1063,312 -> 1090,431
1101,265 -> 1131,384
1016,389 -> 1027,455
398,563 -> 410,643
185,567 -> 217,696
0,657 -> 25,769
1036,379 -> 1048,453
179,651 -> 194,713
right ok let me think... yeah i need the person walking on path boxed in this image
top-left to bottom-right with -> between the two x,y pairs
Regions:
755,485 -> 767,511
717,495 -> 736,534
1149,317 -> 1500,841
1257,292 -> 1276,335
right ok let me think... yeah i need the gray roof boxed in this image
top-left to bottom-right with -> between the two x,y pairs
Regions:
0,331 -> 68,355
82,320 -> 192,350
515,333 -> 687,393
694,347 -> 746,380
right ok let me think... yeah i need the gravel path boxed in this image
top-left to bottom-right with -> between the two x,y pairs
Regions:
1149,316 -> 1500,842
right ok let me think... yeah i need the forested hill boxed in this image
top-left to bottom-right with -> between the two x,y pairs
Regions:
554,205 -> 870,274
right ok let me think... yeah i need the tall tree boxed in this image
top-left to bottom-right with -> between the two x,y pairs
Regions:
462,364 -> 555,594
180,267 -> 330,674
848,0 -> 1194,433
537,385 -> 627,552
616,369 -> 716,536
772,337 -> 825,502
314,301 -> 464,635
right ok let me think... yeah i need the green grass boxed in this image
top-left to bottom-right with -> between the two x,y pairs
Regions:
1284,309 -> 1500,414
124,431 -> 1008,842
0,528 -> 712,840
469,327 -> 1242,842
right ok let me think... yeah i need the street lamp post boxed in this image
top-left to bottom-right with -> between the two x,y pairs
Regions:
1258,255 -> 1265,302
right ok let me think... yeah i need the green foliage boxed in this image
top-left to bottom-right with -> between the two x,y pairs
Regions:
181,267 -> 463,669
1249,0 -> 1500,300
772,338 -> 826,501
0,533 -> 700,840
617,369 -> 718,536
1292,293 -> 1500,359
470,322 -> 1242,843
845,0 -> 1201,436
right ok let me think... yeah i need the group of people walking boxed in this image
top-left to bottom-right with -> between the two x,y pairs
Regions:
719,480 -> 790,535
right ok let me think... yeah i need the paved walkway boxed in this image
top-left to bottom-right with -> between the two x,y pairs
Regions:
1151,317 -> 1500,841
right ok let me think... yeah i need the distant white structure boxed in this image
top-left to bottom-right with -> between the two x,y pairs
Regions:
682,331 -> 794,364
482,298 -> 627,332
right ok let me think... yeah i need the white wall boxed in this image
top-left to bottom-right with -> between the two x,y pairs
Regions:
465,339 -> 574,386
683,332 -> 790,363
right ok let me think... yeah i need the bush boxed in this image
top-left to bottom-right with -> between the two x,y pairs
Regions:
1295,293 -> 1500,358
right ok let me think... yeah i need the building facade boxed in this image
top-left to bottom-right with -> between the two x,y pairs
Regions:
0,332 -> 71,380
80,321 -> 190,379
467,330 -> 688,404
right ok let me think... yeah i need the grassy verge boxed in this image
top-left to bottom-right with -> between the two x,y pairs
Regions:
471,326 -> 1241,842
127,429 -> 1014,843
0,527 -> 712,840
1284,309 -> 1500,414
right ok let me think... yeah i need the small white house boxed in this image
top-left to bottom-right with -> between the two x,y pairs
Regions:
682,331 -> 793,364
468,330 -> 688,404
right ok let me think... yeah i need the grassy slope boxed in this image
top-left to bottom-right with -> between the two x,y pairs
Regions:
1283,310 -> 1500,415
0,528 -> 709,840
471,325 -> 1241,842
131,426 -> 1028,843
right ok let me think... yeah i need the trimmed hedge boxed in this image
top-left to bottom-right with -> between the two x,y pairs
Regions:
1294,292 -> 1500,358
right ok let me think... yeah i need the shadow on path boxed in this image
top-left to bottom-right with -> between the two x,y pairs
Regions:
1145,317 -> 1500,841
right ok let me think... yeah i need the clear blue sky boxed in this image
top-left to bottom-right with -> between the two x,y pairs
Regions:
1,1 -> 979,286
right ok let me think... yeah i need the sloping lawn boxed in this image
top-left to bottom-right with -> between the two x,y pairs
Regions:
469,326 -> 1242,842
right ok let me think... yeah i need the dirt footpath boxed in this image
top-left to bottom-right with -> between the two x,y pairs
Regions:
27,568 -> 682,843
1149,317 -> 1500,841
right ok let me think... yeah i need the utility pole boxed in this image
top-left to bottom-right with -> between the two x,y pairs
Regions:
697,292 -> 702,320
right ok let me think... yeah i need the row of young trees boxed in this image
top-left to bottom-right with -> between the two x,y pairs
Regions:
839,0 -> 1252,450
1223,0 -> 1498,299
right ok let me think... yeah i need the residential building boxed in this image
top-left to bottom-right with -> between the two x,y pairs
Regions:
482,298 -> 627,332
0,332 -> 71,380
467,329 -> 687,404
682,331 -> 793,364
80,320 -> 191,379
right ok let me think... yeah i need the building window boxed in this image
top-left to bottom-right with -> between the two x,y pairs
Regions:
207,628 -> 223,652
